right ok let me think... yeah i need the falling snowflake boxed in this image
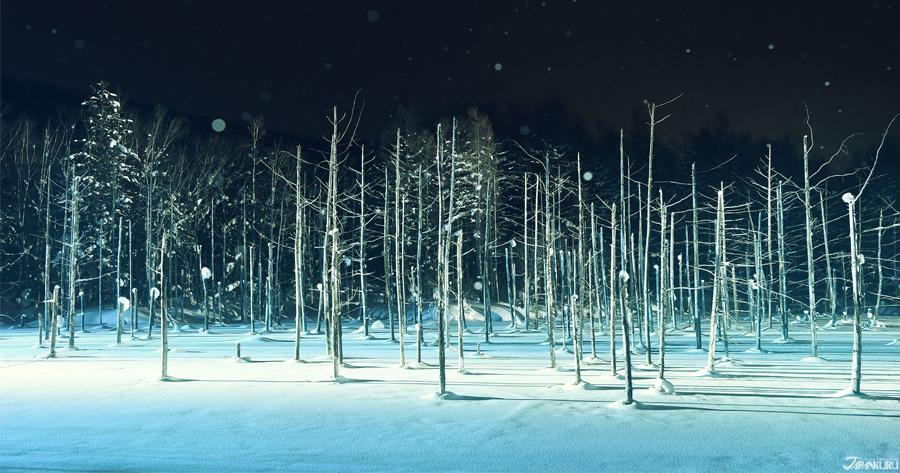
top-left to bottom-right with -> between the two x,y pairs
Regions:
494,63 -> 503,71
211,119 -> 226,132
583,171 -> 593,181
768,44 -> 775,50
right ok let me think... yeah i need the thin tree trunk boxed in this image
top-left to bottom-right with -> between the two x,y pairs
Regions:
873,209 -> 884,327
766,144 -> 774,329
609,204 -> 618,376
435,123 -> 447,395
294,146 -> 303,361
802,135 -> 819,357
415,165 -> 423,361
777,181 -> 789,341
572,153 -> 585,384
383,166 -> 394,343
67,173 -> 79,349
116,217 -> 123,343
543,152 -> 557,369
655,194 -> 669,390
522,173 -> 530,331
160,234 -> 169,380
691,163 -> 701,349
456,230 -> 465,372
706,189 -> 725,373
361,148 -> 369,338
620,268 -> 633,404
249,244 -> 256,334
48,286 -> 59,358
820,191 -> 837,327
394,132 -> 406,366
843,192 -> 862,393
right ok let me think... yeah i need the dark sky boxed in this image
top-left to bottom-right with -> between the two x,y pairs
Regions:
2,0 -> 898,149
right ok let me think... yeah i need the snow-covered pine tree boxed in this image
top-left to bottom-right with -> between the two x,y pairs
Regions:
73,82 -> 137,327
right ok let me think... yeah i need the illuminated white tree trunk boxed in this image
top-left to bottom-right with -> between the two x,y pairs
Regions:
641,102 -> 656,367
619,269 -> 634,404
160,234 -> 169,380
115,217 -> 123,344
706,189 -> 725,373
691,163 -> 702,349
776,182 -> 789,341
820,191 -> 837,326
67,173 -> 79,349
843,192 -> 862,393
543,152 -> 557,369
360,149 -> 370,339
48,286 -> 60,358
294,146 -> 304,361
456,230 -> 465,372
609,204 -> 618,376
415,165 -> 424,362
435,123 -> 447,394
522,173 -> 530,332
801,135 -> 819,357
654,192 -> 671,393
393,130 -> 406,367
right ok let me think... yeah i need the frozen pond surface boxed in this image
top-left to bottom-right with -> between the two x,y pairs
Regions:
2,315 -> 899,473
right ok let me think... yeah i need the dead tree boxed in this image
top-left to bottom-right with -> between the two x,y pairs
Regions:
801,135 -> 820,357
293,146 -> 305,361
706,189 -> 726,373
159,234 -> 169,380
608,204 -> 618,376
456,230 -> 465,372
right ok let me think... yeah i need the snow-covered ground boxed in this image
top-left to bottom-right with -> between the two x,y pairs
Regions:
1,310 -> 898,473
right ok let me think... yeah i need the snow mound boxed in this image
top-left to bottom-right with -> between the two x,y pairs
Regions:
607,399 -> 641,410
649,377 -> 675,395
800,356 -> 828,363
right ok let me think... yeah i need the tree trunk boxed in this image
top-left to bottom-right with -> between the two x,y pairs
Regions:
802,135 -> 819,357
116,217 -> 123,344
435,123 -> 447,395
777,181 -> 789,341
456,230 -> 465,372
543,152 -> 557,369
691,163 -> 702,349
394,131 -> 406,366
160,234 -> 169,380
48,286 -> 59,358
706,189 -> 725,373
609,204 -> 618,376
294,146 -> 304,361
843,192 -> 862,393
67,173 -> 79,349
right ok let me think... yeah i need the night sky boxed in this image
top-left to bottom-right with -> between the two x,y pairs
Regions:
2,1 -> 898,150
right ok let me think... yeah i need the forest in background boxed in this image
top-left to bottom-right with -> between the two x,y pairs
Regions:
1,81 -> 898,395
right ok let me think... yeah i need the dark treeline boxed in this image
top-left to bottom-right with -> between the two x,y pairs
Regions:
1,81 -> 898,394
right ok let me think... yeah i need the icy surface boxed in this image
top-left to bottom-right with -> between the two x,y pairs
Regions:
1,313 -> 898,472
